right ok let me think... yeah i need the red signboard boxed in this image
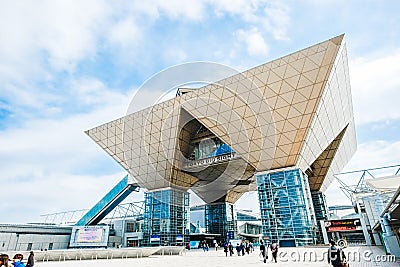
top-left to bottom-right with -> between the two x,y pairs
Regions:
327,226 -> 357,232
324,219 -> 362,232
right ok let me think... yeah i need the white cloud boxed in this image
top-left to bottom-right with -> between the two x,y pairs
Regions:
263,1 -> 291,40
345,140 -> 400,172
0,99 -> 127,176
0,0 -> 116,115
211,0 -> 259,18
37,1 -> 109,71
154,0 -> 206,21
210,0 -> 291,41
236,28 -> 269,57
0,0 -> 111,73
0,0 -> 147,116
0,0 -> 292,96
163,47 -> 188,63
70,78 -> 134,107
0,172 -> 125,224
350,49 -> 400,124
112,0 -> 208,23
108,18 -> 142,51
0,84 -> 134,222
209,0 -> 290,61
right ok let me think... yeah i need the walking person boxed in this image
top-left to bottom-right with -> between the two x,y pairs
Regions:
0,254 -> 10,267
228,242 -> 234,256
270,241 -> 279,263
224,243 -> 229,257
11,254 -> 25,267
236,243 -> 241,256
245,241 -> 250,254
240,242 -> 245,256
328,240 -> 346,267
259,241 -> 268,263
26,252 -> 34,267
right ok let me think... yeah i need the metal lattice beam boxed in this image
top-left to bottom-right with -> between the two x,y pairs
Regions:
334,164 -> 400,200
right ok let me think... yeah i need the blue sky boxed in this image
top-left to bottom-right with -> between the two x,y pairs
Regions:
1,0 -> 400,223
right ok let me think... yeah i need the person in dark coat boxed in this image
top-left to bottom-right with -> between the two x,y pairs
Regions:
235,243 -> 241,256
26,251 -> 34,267
240,242 -> 245,256
245,241 -> 250,254
0,253 -> 10,267
223,242 -> 228,257
228,242 -> 234,256
259,241 -> 268,263
270,241 -> 279,263
328,240 -> 346,267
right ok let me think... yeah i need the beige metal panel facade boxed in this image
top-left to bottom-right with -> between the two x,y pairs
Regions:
86,34 -> 356,202
297,37 -> 357,191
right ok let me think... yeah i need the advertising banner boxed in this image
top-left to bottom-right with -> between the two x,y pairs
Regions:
76,227 -> 104,243
324,219 -> 362,232
69,226 -> 109,248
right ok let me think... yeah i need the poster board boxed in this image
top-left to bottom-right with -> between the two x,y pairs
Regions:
69,225 -> 109,248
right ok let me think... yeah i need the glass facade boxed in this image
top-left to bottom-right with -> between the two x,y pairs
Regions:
238,223 -> 262,237
237,211 -> 259,222
311,191 -> 329,243
205,203 -> 237,241
256,168 -> 317,247
190,137 -> 233,160
142,189 -> 189,246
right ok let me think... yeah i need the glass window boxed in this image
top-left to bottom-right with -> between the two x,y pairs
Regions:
126,222 -> 136,232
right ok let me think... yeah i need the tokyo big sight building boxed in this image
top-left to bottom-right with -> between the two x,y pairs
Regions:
86,35 -> 356,247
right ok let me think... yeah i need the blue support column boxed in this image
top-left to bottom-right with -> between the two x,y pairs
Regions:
256,168 -> 317,247
142,188 -> 190,247
205,202 -> 237,242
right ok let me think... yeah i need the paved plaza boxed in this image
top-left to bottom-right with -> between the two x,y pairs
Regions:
37,246 -> 399,267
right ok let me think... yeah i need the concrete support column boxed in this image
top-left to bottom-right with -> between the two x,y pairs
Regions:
320,220 -> 329,244
356,201 -> 372,246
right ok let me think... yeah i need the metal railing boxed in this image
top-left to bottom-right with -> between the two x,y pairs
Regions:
2,247 -> 185,262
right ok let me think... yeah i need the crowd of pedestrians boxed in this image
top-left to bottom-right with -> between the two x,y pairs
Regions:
217,238 -> 347,265
222,240 -> 255,257
0,251 -> 34,267
220,239 -> 280,263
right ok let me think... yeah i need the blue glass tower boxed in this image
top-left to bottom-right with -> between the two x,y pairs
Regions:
142,188 -> 190,246
204,203 -> 237,242
256,168 -> 317,246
